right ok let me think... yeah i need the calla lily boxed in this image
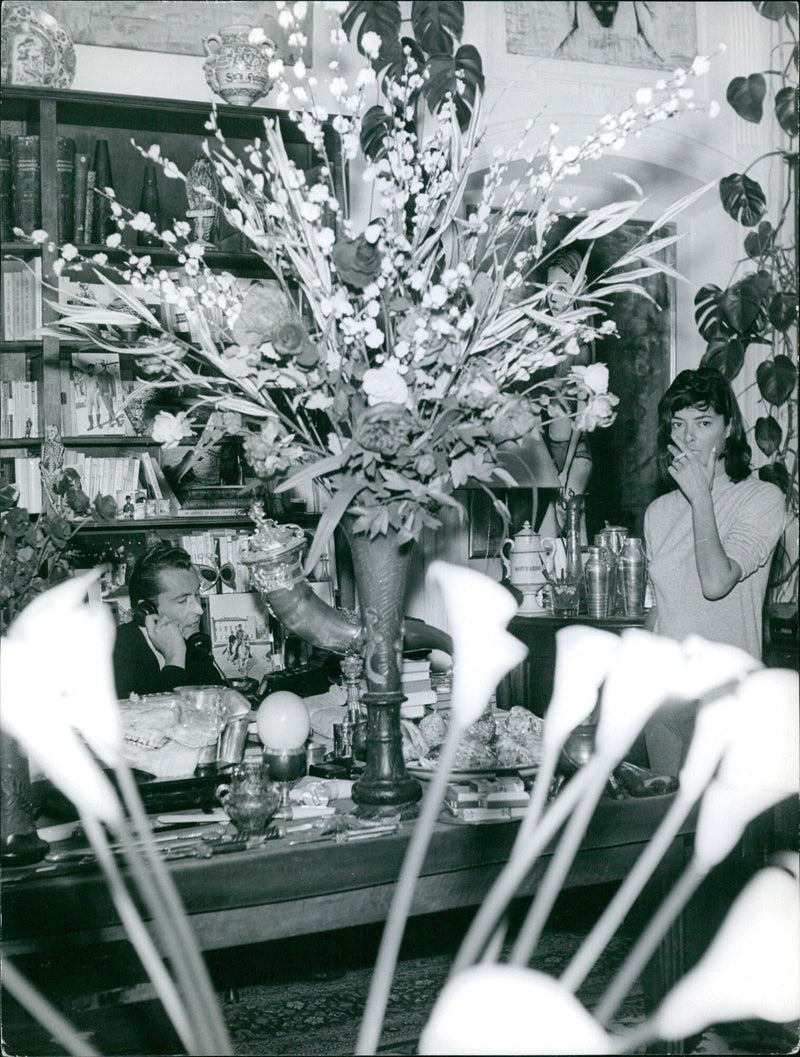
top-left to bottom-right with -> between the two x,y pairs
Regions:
427,561 -> 527,728
1,572 -> 123,827
420,965 -> 610,1055
650,862 -> 800,1038
595,629 -> 683,762
674,634 -> 760,700
545,625 -> 621,757
693,668 -> 799,871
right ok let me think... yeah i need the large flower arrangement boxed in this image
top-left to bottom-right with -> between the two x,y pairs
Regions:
38,2 -> 717,565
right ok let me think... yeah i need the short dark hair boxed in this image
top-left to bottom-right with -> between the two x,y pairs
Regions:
656,367 -> 751,487
128,544 -> 193,606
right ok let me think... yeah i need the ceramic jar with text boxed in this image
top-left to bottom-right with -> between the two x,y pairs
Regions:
202,26 -> 277,107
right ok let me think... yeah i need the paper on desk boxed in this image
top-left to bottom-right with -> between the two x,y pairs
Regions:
155,809 -> 228,826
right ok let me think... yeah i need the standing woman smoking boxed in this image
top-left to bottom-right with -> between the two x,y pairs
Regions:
642,367 -> 786,775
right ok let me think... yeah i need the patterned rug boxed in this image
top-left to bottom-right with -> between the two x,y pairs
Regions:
220,927 -> 644,1056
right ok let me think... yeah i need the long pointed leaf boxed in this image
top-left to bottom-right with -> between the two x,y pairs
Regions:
646,180 -> 715,234
561,199 -> 644,244
303,478 -> 363,577
613,234 -> 683,267
91,271 -> 163,328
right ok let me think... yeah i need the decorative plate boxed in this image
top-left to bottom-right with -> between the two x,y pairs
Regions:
1,5 -> 76,89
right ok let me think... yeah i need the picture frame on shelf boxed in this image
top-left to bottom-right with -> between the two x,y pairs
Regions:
206,590 -> 275,681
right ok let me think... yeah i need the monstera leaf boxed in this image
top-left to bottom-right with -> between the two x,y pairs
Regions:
758,461 -> 790,494
744,220 -> 775,259
702,335 -> 746,379
757,355 -> 797,406
720,172 -> 768,225
755,415 -> 784,456
411,0 -> 464,54
360,105 -> 397,161
775,86 -> 799,136
423,46 -> 485,127
769,291 -> 798,330
695,285 -> 729,340
721,272 -> 772,335
342,1 -> 402,69
726,73 -> 766,123
751,1 -> 798,20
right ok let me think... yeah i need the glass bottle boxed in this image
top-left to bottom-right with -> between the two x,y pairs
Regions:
137,163 -> 162,246
341,653 -> 367,761
563,492 -> 585,598
584,546 -> 611,620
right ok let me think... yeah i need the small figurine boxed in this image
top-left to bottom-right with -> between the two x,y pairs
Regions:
185,153 -> 222,245
40,425 -> 66,514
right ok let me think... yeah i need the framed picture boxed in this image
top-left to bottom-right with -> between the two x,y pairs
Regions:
502,2 -> 697,71
206,591 -> 270,648
466,215 -> 676,544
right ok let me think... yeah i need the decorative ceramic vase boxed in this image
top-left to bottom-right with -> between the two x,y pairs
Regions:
341,516 -> 422,818
202,25 -> 277,107
1,729 -> 48,866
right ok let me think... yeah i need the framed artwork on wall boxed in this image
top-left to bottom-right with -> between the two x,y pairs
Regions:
465,214 -> 676,556
503,1 -> 697,71
34,2 -> 312,64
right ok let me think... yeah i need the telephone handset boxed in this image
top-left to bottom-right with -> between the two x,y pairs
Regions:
133,599 -> 158,627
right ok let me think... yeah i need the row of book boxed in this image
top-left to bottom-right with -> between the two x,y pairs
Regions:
1,378 -> 39,440
1,135 -> 115,245
1,259 -> 43,342
2,456 -> 42,513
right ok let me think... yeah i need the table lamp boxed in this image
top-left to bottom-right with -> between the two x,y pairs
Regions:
257,691 -> 310,812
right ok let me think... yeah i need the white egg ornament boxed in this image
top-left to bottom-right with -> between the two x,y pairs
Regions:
257,691 -> 310,750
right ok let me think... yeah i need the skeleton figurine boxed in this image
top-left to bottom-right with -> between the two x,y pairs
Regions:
39,424 -> 65,514
185,153 -> 222,245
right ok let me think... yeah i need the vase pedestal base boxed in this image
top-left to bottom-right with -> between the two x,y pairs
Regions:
351,693 -> 422,819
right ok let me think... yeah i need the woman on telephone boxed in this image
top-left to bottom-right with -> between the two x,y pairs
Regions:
113,544 -> 224,698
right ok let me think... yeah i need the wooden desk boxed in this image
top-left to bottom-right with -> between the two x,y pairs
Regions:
497,615 -> 645,715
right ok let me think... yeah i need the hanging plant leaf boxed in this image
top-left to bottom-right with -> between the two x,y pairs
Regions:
411,0 -> 464,54
755,415 -> 783,456
342,1 -> 402,69
726,73 -> 766,123
758,461 -> 790,495
719,172 -> 768,225
721,272 -> 772,335
702,335 -> 746,379
775,86 -> 799,136
360,104 -> 396,161
769,291 -> 798,330
743,220 -> 775,259
694,284 -> 729,340
751,1 -> 797,20
757,355 -> 797,405
423,46 -> 485,127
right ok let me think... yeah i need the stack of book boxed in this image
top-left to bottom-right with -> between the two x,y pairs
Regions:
401,657 -> 437,719
1,259 -> 42,340
0,379 -> 38,439
177,484 -> 250,517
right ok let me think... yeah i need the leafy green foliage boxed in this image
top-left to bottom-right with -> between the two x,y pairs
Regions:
757,354 -> 797,405
719,172 -> 768,225
727,73 -> 767,122
696,3 -> 798,532
411,0 -> 464,54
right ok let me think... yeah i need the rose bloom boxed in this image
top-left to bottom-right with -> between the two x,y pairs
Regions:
488,397 -> 537,442
577,392 -> 619,431
571,361 -> 610,395
151,410 -> 194,448
354,403 -> 414,456
362,366 -> 409,406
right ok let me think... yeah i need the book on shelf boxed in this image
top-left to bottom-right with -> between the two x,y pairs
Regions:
10,135 -> 41,235
0,456 -> 42,513
1,257 -> 42,341
73,153 -> 89,243
84,167 -> 96,243
1,134 -> 12,242
0,380 -> 38,439
56,137 -> 76,244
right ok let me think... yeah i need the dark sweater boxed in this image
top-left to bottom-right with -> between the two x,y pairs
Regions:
113,620 -> 223,699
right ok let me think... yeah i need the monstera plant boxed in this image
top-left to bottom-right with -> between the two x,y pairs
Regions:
342,0 -> 485,158
694,0 -> 798,599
